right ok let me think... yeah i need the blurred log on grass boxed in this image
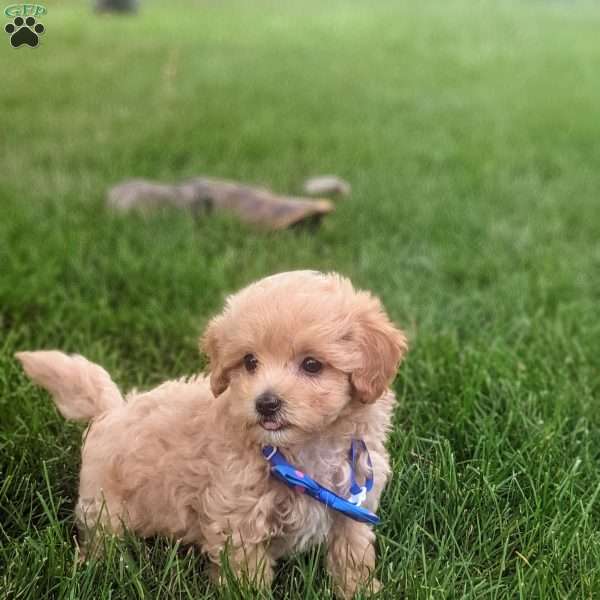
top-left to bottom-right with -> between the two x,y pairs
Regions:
107,178 -> 336,230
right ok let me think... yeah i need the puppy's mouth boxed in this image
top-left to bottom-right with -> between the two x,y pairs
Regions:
258,417 -> 290,432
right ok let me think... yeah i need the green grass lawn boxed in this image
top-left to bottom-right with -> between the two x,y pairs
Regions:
2,0 -> 600,597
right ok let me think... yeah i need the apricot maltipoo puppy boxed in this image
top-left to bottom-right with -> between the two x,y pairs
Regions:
16,270 -> 407,598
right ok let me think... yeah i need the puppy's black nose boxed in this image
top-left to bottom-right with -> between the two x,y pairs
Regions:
255,392 -> 282,417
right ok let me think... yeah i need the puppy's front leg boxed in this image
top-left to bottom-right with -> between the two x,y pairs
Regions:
210,540 -> 274,590
326,518 -> 380,598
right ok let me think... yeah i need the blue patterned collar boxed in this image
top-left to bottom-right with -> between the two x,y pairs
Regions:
262,439 -> 380,525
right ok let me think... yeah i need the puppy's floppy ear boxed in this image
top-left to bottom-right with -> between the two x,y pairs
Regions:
349,293 -> 408,404
201,315 -> 230,397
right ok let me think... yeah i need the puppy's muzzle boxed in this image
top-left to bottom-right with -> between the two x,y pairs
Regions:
255,391 -> 282,417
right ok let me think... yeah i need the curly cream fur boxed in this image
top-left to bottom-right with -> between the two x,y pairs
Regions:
16,271 -> 407,598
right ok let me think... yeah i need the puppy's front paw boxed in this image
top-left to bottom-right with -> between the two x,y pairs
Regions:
334,573 -> 381,599
208,543 -> 274,591
368,576 -> 382,596
327,520 -> 381,598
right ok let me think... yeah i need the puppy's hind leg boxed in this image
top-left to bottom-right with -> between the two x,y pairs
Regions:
75,492 -> 127,561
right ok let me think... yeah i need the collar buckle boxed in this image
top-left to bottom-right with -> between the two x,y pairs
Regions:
347,485 -> 367,507
263,445 -> 278,461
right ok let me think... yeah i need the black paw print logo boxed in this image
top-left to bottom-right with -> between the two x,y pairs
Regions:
5,16 -> 45,48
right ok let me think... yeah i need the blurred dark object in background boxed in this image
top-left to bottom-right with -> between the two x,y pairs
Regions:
95,0 -> 138,13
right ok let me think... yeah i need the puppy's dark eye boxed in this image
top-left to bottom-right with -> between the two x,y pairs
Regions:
301,357 -> 322,374
243,353 -> 258,373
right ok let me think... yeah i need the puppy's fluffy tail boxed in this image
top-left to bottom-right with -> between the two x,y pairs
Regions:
16,350 -> 124,422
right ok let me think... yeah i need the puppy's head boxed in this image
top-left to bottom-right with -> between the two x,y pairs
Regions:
202,271 -> 407,444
